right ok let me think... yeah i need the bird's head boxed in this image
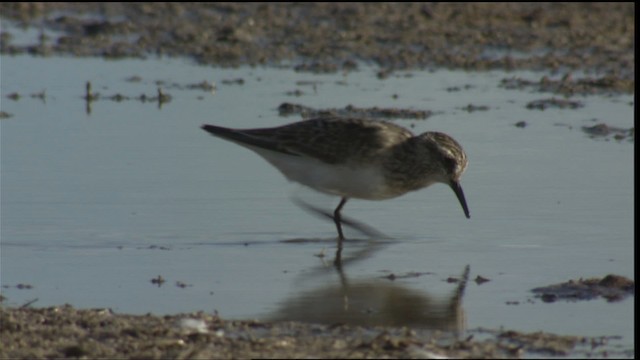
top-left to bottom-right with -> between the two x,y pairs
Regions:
416,132 -> 470,219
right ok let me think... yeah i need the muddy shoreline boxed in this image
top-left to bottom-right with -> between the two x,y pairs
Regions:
0,3 -> 634,92
0,304 -> 630,359
1,272 -> 633,358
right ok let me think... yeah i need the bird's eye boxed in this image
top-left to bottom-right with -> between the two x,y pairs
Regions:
442,157 -> 457,174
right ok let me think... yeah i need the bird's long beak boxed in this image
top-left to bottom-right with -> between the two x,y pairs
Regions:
449,181 -> 470,219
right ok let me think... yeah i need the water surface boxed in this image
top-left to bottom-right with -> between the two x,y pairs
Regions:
0,55 -> 633,353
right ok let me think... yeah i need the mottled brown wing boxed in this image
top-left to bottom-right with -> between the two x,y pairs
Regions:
243,117 -> 414,164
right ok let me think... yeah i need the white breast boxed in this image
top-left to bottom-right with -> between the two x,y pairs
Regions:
252,148 -> 392,200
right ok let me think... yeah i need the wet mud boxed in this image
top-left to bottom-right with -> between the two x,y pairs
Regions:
278,102 -> 433,120
0,3 -> 634,90
581,123 -> 635,142
0,305 -> 631,359
531,275 -> 635,303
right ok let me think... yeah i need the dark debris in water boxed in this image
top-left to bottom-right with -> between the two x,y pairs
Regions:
278,102 -> 432,120
500,74 -> 634,96
83,81 -> 172,107
582,123 -> 634,142
459,104 -> 490,112
474,275 -> 491,285
553,121 -> 634,143
526,97 -> 584,110
150,275 -> 166,287
382,271 -> 435,281
1,283 -> 34,290
4,90 -> 46,102
220,78 -> 245,86
531,274 -> 634,303
175,281 -> 192,289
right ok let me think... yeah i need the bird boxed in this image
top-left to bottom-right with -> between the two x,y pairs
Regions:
201,117 -> 469,247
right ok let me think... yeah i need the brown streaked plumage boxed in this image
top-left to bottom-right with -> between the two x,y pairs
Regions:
201,117 -> 469,245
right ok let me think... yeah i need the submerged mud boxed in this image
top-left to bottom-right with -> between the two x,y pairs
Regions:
532,275 -> 635,303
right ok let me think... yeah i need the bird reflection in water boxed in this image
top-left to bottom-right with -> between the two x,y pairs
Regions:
270,226 -> 470,335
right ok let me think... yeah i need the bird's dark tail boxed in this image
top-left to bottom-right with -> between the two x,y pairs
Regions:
201,124 -> 298,156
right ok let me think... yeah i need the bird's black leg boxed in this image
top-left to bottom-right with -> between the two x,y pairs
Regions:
291,196 -> 387,239
334,197 -> 349,245
333,197 -> 348,268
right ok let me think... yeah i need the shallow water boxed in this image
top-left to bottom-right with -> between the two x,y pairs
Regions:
0,55 -> 633,354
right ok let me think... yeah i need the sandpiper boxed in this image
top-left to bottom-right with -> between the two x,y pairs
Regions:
201,117 -> 469,246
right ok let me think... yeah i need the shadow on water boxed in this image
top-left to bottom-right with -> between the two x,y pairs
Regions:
289,195 -> 392,267
290,196 -> 390,240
